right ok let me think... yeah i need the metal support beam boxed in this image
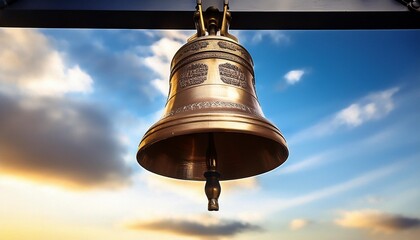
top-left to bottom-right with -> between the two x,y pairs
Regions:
1,0 -> 419,29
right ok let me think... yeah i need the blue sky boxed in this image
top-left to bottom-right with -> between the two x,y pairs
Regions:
0,28 -> 419,239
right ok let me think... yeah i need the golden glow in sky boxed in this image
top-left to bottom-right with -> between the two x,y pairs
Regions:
0,28 -> 419,239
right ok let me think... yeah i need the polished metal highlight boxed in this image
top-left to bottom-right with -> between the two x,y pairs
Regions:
137,0 -> 289,211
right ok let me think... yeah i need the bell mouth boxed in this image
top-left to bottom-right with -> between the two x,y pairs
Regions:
137,114 -> 288,181
137,131 -> 288,181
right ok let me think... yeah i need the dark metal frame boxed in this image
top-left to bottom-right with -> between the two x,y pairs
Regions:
1,0 -> 419,29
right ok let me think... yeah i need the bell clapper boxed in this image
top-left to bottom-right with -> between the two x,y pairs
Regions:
204,133 -> 221,211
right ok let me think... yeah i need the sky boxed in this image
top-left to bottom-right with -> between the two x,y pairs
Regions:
0,27 -> 419,240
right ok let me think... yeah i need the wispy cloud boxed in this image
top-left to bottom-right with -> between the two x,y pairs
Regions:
157,30 -> 194,42
280,123 -> 401,175
143,31 -> 189,96
334,87 -> 399,127
289,87 -> 399,144
127,217 -> 262,238
284,69 -> 305,85
264,159 -> 410,213
250,30 -> 290,44
0,92 -> 131,189
41,29 -> 175,104
290,218 -> 312,230
278,153 -> 327,175
0,29 -> 93,97
335,209 -> 420,234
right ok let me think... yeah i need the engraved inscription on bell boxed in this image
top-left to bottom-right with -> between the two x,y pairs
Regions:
179,63 -> 208,88
219,63 -> 247,88
179,41 -> 209,57
217,41 -> 247,56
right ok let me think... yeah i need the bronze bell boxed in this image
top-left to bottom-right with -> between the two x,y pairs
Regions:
137,0 -> 288,211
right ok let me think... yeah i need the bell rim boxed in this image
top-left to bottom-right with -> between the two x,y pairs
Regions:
137,113 -> 288,181
137,130 -> 288,181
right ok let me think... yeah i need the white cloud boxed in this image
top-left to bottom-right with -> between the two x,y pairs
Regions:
335,209 -> 420,234
334,87 -> 399,127
284,69 -> 305,85
151,78 -> 170,96
251,30 -> 290,44
0,28 -> 93,97
143,32 -> 186,96
159,30 -> 192,42
290,219 -> 311,230
22,57 -> 93,97
288,87 -> 400,144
